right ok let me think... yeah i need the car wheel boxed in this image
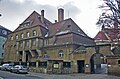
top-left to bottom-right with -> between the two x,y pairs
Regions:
16,70 -> 19,74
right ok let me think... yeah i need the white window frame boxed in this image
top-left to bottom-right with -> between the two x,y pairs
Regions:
21,33 -> 24,39
58,50 -> 64,58
26,32 -> 30,38
33,30 -> 37,36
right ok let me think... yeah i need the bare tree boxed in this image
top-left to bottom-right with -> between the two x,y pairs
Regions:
96,0 -> 120,28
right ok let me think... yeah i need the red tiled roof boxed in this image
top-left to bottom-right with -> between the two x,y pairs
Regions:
48,18 -> 95,46
94,27 -> 120,45
49,18 -> 87,37
94,31 -> 109,41
15,11 -> 52,31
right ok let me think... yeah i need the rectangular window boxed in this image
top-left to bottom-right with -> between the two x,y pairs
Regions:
29,62 -> 36,67
20,41 -> 23,47
26,40 -> 29,47
32,39 -> 36,45
45,40 -> 48,45
63,62 -> 71,68
38,62 -> 47,67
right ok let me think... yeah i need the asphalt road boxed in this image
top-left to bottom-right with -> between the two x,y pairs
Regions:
0,70 -> 120,79
0,70 -> 43,79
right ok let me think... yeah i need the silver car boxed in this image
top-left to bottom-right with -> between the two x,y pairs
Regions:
11,65 -> 28,74
1,64 -> 10,71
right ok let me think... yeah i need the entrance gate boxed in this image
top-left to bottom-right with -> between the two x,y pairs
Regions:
90,53 -> 107,74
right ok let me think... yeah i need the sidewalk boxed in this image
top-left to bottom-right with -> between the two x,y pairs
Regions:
27,72 -> 120,79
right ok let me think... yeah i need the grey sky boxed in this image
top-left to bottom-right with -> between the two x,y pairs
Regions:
0,0 -> 103,37
0,0 -> 80,32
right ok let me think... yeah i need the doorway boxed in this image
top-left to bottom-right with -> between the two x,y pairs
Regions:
77,60 -> 85,73
90,53 -> 105,74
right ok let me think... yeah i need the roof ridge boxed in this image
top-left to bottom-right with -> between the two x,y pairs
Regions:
104,32 -> 111,40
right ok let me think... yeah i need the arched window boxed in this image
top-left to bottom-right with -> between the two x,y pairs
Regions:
21,33 -> 24,39
16,34 -> 18,40
58,50 -> 64,58
26,32 -> 30,38
11,36 -> 13,40
33,30 -> 37,36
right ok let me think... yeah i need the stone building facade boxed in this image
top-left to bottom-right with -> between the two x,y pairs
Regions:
4,8 -> 100,74
94,22 -> 120,74
0,25 -> 11,64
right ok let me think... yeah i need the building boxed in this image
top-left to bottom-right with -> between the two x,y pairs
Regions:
0,25 -> 11,64
94,22 -> 120,75
4,8 -> 101,74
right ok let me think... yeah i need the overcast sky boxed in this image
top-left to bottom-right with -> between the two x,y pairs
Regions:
0,0 -> 103,37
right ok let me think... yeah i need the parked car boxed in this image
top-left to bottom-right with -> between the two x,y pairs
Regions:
11,65 -> 28,74
6,65 -> 14,71
1,64 -> 9,71
1,63 -> 14,71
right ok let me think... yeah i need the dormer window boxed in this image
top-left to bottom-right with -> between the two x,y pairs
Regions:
67,25 -> 71,28
20,21 -> 31,27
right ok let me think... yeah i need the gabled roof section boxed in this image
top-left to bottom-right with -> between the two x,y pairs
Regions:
94,31 -> 110,41
14,11 -> 52,31
49,18 -> 87,37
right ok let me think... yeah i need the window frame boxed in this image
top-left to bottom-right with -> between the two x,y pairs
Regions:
26,32 -> 30,38
16,34 -> 18,40
58,50 -> 64,58
32,39 -> 36,46
21,33 -> 24,39
33,30 -> 37,36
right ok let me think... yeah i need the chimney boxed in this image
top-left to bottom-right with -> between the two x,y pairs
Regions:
41,10 -> 44,24
58,8 -> 64,22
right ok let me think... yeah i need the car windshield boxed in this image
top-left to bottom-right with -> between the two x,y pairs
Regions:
14,65 -> 27,68
22,65 -> 27,68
